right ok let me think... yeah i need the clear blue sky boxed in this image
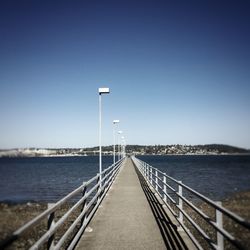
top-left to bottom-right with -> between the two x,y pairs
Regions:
0,0 -> 250,149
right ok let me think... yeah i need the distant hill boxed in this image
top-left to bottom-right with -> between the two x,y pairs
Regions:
124,144 -> 250,155
194,144 -> 249,154
0,144 -> 249,157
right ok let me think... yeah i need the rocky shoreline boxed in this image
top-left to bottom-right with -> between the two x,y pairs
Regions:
190,191 -> 250,249
0,191 -> 250,249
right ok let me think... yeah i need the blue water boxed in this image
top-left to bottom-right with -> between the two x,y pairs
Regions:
0,156 -> 112,203
138,155 -> 250,200
0,155 -> 250,203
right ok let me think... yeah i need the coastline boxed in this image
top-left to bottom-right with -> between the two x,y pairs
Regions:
1,144 -> 249,158
0,153 -> 250,158
189,191 -> 250,249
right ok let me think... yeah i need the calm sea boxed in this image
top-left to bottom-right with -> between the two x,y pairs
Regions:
0,156 -> 112,203
138,155 -> 250,200
0,155 -> 250,203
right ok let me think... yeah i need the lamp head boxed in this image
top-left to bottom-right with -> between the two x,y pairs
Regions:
98,87 -> 110,94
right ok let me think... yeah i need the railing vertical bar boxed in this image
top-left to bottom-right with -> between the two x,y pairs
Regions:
155,169 -> 158,192
146,164 -> 149,180
96,173 -> 101,203
80,184 -> 87,226
216,201 -> 224,250
178,181 -> 183,225
163,174 -> 167,203
150,167 -> 153,185
47,203 -> 55,250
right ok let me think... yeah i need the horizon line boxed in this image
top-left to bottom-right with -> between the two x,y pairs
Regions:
0,143 -> 249,151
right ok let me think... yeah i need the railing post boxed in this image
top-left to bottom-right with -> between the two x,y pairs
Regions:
163,174 -> 167,203
110,163 -> 115,183
97,173 -> 102,202
150,167 -> 152,185
81,184 -> 87,226
216,201 -> 224,250
146,164 -> 149,180
47,203 -> 55,250
155,169 -> 158,192
178,181 -> 183,225
103,170 -> 108,192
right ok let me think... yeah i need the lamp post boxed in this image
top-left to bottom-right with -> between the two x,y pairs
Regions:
98,87 -> 110,186
118,130 -> 123,160
121,136 -> 126,158
113,120 -> 119,165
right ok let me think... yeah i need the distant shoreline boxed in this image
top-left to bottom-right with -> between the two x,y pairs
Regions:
1,153 -> 250,158
1,144 -> 249,158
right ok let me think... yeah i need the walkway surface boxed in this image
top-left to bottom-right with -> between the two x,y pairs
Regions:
75,158 -> 166,250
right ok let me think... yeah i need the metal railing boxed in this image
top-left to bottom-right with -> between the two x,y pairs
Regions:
1,157 -> 125,250
132,156 -> 250,250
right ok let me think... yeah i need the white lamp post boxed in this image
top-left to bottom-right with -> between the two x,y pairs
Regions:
113,120 -> 119,165
98,87 -> 110,186
121,136 -> 125,158
118,130 -> 123,160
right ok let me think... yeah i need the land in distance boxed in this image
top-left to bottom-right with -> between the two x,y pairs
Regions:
0,144 -> 249,157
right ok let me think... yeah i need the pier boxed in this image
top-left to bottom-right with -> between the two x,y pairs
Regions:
75,157 -> 188,250
1,156 -> 250,250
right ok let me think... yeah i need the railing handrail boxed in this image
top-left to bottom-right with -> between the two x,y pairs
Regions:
0,157 -> 126,249
133,156 -> 250,228
132,156 -> 250,250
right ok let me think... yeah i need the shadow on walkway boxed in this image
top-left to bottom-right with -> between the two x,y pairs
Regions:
134,165 -> 189,250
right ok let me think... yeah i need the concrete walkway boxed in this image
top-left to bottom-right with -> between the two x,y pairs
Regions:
75,158 -> 166,250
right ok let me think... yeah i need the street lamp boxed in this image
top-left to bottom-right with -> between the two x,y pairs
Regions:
113,120 -> 119,165
118,130 -> 123,160
98,87 -> 110,186
121,136 -> 126,158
